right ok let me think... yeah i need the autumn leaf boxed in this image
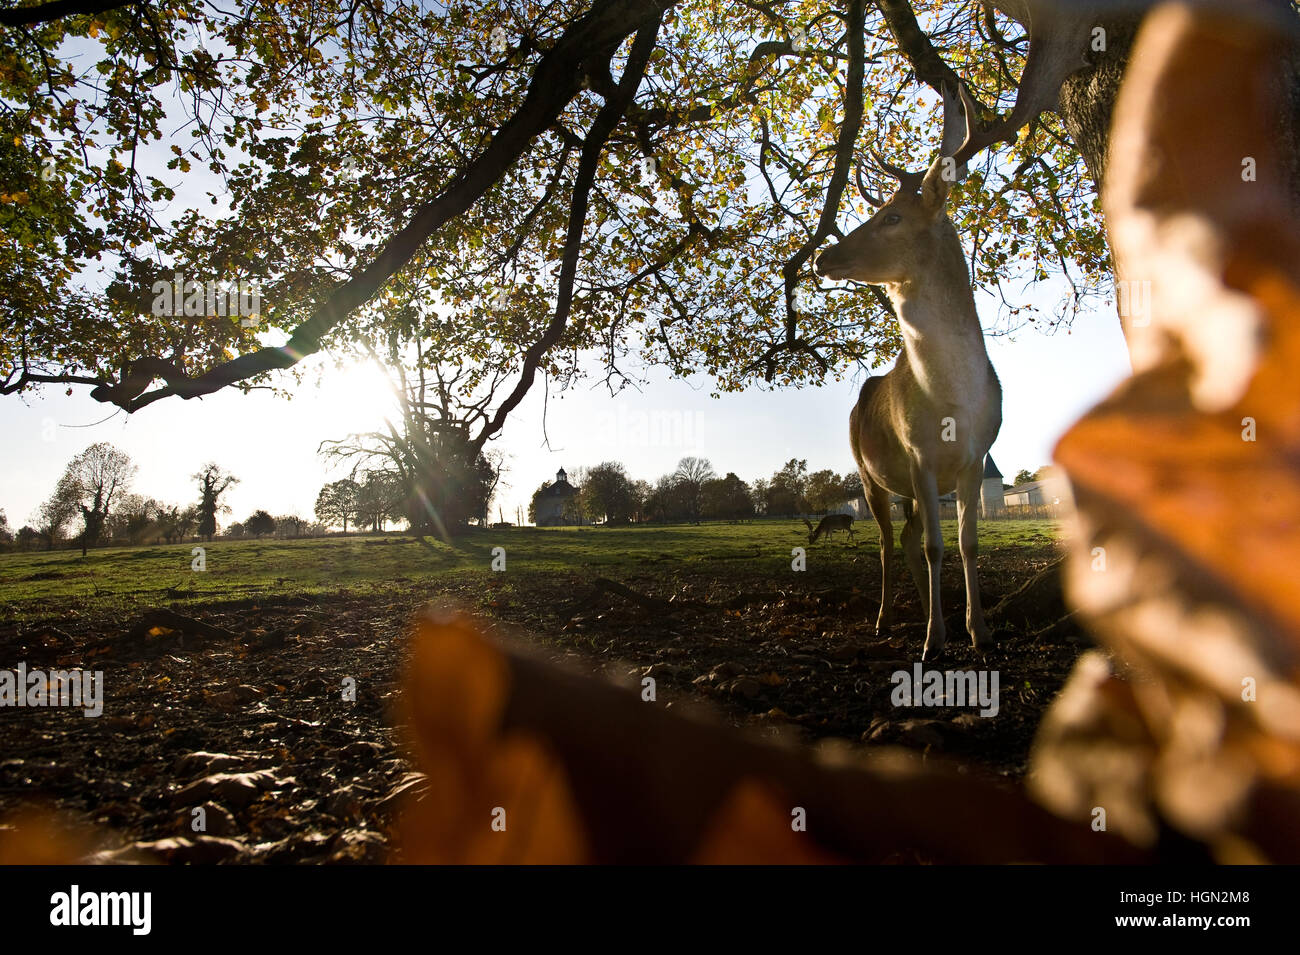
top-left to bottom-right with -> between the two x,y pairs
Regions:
396,610 -> 1140,864
396,611 -> 589,863
1039,4 -> 1300,863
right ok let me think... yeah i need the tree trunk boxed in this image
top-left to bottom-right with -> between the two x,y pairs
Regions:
1055,13 -> 1141,194
1002,1 -> 1300,209
1052,4 -> 1300,340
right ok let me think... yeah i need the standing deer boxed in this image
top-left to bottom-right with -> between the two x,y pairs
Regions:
815,83 -> 1004,660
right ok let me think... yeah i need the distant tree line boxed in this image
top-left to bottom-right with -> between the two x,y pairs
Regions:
0,442 -> 279,553
225,510 -> 332,540
1,439 -> 1051,552
0,437 -> 487,553
528,456 -> 865,526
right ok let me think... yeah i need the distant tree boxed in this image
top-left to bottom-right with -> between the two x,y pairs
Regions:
805,469 -> 848,513
701,473 -> 754,520
16,526 -> 40,551
53,443 -> 137,556
842,471 -> 864,501
225,521 -> 246,539
580,462 -> 636,524
672,456 -> 716,523
175,505 -> 199,541
629,479 -> 652,523
150,503 -> 180,543
275,515 -> 308,538
643,477 -> 667,522
772,458 -> 808,491
527,481 -> 550,525
106,494 -> 162,544
34,476 -> 79,550
1014,469 -> 1035,486
0,509 -> 10,544
153,503 -> 195,543
245,510 -> 276,538
319,363 -> 503,535
750,478 -> 770,517
356,470 -> 403,532
315,478 -> 361,532
766,459 -> 809,516
193,463 -> 239,541
644,474 -> 686,523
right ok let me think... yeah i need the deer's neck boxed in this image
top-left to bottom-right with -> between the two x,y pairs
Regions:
886,249 -> 990,402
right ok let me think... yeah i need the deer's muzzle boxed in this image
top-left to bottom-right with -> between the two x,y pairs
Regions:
815,247 -> 845,278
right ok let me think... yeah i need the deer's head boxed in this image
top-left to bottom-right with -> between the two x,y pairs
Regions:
816,81 -> 1011,287
814,161 -> 958,285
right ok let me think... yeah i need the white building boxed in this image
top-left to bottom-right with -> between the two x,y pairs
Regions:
981,455 -> 1006,517
1004,467 -> 1069,510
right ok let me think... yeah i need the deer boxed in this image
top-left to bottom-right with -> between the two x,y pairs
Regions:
815,82 -> 1008,661
804,514 -> 856,544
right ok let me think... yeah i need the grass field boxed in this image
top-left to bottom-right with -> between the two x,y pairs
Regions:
0,517 -> 1073,862
0,518 -> 1062,620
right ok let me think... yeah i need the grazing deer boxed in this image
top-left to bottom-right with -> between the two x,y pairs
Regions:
804,514 -> 856,544
815,83 -> 1004,660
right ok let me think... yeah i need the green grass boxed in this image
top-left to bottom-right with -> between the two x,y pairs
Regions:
0,518 -> 1062,619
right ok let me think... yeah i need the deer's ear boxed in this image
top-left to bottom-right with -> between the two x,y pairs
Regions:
919,154 -> 956,217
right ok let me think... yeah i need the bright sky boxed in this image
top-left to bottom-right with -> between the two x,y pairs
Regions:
0,279 -> 1130,531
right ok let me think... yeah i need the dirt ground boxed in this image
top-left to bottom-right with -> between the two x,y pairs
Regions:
0,540 -> 1085,863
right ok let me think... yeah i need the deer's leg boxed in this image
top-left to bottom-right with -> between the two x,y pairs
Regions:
866,481 -> 893,633
911,469 -> 946,660
956,462 -> 992,651
898,500 -> 928,618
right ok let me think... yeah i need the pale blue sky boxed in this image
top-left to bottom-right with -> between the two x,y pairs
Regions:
0,282 -> 1130,530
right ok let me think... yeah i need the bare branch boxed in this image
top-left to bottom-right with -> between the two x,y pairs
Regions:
471,15 -> 663,455
772,0 -> 867,373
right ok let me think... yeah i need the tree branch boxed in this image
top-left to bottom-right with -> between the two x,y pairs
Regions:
72,0 -> 676,412
874,0 -> 965,94
757,0 -> 866,381
0,0 -> 134,28
471,15 -> 663,455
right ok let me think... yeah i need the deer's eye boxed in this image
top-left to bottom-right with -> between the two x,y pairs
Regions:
883,214 -> 902,226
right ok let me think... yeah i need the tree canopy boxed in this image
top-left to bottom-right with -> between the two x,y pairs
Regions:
0,0 -> 1181,446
